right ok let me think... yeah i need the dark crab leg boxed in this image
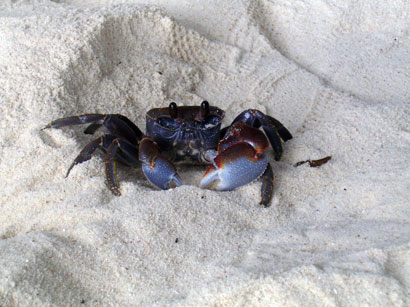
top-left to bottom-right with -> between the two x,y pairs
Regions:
259,163 -> 274,207
63,134 -> 140,194
42,114 -> 143,145
42,114 -> 105,130
228,109 -> 292,161
65,136 -> 104,177
83,122 -> 104,135
104,137 -> 141,195
105,140 -> 121,196
139,137 -> 182,190
200,123 -> 270,199
65,134 -> 120,177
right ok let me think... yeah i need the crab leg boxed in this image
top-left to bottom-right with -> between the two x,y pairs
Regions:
65,134 -> 120,177
228,109 -> 292,161
83,122 -> 104,135
139,137 -> 182,190
105,137 -> 141,195
259,163 -> 274,207
105,140 -> 121,195
42,114 -> 105,130
265,114 -> 293,141
200,122 -> 271,203
62,134 -> 139,195
42,114 -> 143,145
65,136 -> 104,178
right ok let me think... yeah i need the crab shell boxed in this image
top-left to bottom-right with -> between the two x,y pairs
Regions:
145,105 -> 225,163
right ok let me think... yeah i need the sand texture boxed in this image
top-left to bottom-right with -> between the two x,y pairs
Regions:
0,0 -> 409,306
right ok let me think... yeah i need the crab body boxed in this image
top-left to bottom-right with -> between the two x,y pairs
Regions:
145,103 -> 224,164
42,101 -> 292,206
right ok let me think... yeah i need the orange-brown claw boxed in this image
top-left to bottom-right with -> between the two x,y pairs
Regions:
200,123 -> 269,191
217,122 -> 269,155
228,109 -> 292,161
200,142 -> 268,190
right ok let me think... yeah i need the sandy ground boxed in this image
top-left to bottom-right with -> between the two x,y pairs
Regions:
0,0 -> 409,306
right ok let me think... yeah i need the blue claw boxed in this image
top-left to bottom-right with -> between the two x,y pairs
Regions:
139,138 -> 182,190
200,143 -> 268,191
142,157 -> 182,190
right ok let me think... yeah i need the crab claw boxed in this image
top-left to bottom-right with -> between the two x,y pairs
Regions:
139,137 -> 182,190
200,143 -> 268,191
141,157 -> 183,190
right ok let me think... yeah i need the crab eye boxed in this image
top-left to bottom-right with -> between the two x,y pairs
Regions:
200,101 -> 210,118
169,102 -> 178,118
157,117 -> 178,130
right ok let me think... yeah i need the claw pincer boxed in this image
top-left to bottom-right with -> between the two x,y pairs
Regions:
200,122 -> 269,191
139,137 -> 183,190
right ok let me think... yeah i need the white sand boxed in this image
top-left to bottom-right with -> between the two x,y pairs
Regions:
0,0 -> 409,305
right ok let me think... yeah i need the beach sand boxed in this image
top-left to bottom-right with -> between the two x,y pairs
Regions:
0,0 -> 409,306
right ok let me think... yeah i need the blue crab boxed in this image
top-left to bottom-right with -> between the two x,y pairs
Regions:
42,101 -> 292,206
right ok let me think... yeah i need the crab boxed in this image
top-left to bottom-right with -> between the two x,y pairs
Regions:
42,101 -> 292,206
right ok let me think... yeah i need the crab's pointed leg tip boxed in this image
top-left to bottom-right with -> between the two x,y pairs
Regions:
259,199 -> 271,208
112,188 -> 121,196
65,163 -> 75,178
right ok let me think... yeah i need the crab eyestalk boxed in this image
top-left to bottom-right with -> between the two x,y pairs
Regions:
169,102 -> 178,119
201,100 -> 209,116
